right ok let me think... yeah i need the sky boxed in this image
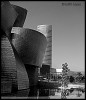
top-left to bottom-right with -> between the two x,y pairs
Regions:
10,1 -> 85,72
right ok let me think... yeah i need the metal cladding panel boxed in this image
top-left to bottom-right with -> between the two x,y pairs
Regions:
1,1 -> 18,34
12,28 -> 47,67
12,4 -> 27,27
1,35 -> 29,93
37,25 -> 52,67
11,43 -> 29,90
1,35 -> 17,93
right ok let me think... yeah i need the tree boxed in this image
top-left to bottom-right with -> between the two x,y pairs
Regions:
81,75 -> 85,83
69,76 -> 75,83
76,72 -> 82,83
62,63 -> 70,85
62,63 -> 70,73
61,63 -> 70,99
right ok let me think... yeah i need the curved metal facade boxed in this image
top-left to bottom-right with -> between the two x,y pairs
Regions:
1,35 -> 29,93
1,1 -> 48,93
12,28 -> 47,67
37,25 -> 52,67
11,43 -> 29,90
1,35 -> 17,93
1,1 -> 29,93
1,1 -> 18,35
12,4 -> 27,27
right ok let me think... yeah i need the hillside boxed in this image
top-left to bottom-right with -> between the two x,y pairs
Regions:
68,71 -> 85,77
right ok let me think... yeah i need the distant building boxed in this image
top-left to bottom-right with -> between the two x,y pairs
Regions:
37,25 -> 52,68
50,68 -> 63,80
40,64 -> 50,76
56,69 -> 63,75
50,68 -> 57,74
50,68 -> 57,80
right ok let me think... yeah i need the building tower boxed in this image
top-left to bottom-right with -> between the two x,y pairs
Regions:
37,25 -> 52,68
